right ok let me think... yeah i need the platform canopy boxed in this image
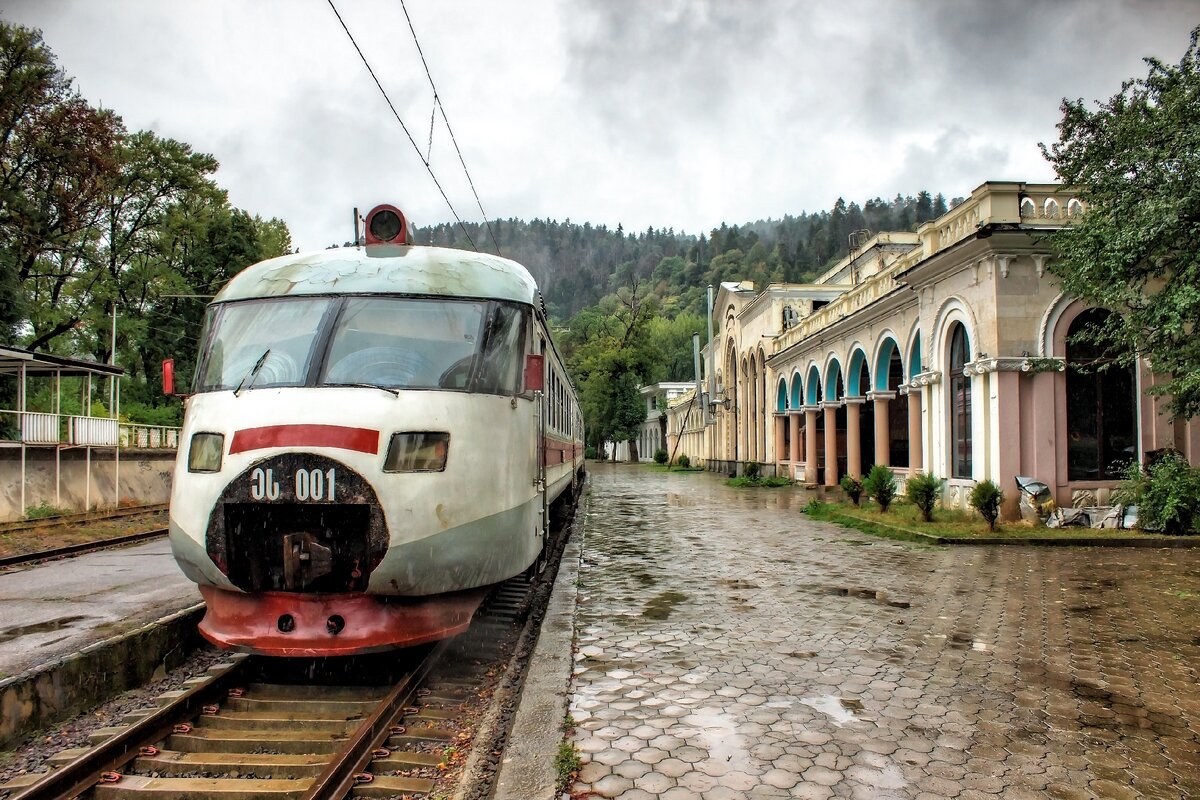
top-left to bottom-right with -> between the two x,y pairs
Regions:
0,345 -> 123,378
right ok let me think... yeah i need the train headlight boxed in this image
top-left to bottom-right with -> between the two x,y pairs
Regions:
383,432 -> 449,472
188,432 -> 225,473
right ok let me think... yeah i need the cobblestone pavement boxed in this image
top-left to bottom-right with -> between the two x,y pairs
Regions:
568,464 -> 1200,799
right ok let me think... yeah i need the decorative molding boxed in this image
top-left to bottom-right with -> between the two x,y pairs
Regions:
1032,254 -> 1049,278
819,400 -> 844,410
843,396 -> 867,406
997,254 -> 1014,279
910,370 -> 942,387
964,356 -> 1039,375
867,390 -> 897,401
801,405 -> 822,414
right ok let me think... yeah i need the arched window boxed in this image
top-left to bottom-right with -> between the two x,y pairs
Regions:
887,348 -> 909,467
1066,309 -> 1136,480
948,323 -> 972,478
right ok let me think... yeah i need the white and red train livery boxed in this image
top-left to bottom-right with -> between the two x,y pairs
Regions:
169,204 -> 584,656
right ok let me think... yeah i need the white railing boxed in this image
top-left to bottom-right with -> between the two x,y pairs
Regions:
0,410 -> 178,449
69,416 -> 119,446
120,424 -> 181,449
21,412 -> 60,444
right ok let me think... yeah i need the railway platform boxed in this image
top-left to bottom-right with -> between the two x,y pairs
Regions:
507,462 -> 1200,800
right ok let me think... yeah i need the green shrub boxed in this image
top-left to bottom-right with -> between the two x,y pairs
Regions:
677,453 -> 691,468
862,464 -> 897,512
743,461 -> 761,479
554,740 -> 582,790
1138,452 -> 1200,535
839,474 -> 864,505
585,445 -> 598,460
1113,460 -> 1148,506
653,448 -> 669,464
968,479 -> 1004,531
804,498 -> 827,515
25,501 -> 69,520
904,471 -> 945,522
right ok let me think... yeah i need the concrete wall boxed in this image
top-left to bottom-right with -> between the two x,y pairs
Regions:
0,446 -> 176,521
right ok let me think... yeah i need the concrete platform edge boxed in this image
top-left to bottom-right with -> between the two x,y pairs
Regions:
492,491 -> 587,800
0,602 -> 206,749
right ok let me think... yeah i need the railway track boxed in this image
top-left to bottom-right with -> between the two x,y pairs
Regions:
0,528 -> 169,569
0,505 -> 167,536
1,574 -> 537,800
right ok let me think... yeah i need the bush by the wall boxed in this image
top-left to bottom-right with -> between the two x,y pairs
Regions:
904,471 -> 945,522
1138,452 -> 1200,535
968,479 -> 1004,531
677,454 -> 691,468
744,461 -> 761,479
863,464 -> 897,512
653,448 -> 669,465
839,474 -> 864,505
585,445 -> 598,460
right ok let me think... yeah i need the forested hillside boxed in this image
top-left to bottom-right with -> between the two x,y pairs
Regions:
420,191 -> 953,321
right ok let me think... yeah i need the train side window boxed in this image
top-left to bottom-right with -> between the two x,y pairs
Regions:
473,303 -> 527,395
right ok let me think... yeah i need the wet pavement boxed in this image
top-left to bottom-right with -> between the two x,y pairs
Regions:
0,539 -> 199,678
568,463 -> 1200,799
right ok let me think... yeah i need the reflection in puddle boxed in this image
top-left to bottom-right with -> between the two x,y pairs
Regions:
689,707 -> 752,769
642,590 -> 688,620
801,695 -> 862,726
0,615 -> 92,643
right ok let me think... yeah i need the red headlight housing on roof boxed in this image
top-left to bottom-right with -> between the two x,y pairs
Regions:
365,204 -> 412,245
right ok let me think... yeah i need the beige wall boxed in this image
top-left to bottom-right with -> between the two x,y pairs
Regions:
0,447 -> 175,521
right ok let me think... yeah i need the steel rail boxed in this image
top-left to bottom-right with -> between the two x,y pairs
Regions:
0,504 -> 167,535
5,657 -> 250,800
301,638 -> 451,800
0,528 -> 168,568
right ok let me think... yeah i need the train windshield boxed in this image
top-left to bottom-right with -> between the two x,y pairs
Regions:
195,296 -> 528,395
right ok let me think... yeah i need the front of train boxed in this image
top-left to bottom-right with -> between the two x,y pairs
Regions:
169,205 -> 545,656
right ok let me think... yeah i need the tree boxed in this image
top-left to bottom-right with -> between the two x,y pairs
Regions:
1041,26 -> 1200,419
0,22 -> 122,340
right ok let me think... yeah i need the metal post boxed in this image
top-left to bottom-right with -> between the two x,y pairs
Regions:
55,368 -> 61,507
19,363 -> 25,517
109,305 -> 117,412
114,375 -> 120,509
692,332 -> 702,442
353,206 -> 360,246
706,285 -> 715,425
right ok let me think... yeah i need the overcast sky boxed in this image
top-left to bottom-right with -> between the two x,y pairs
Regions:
5,1 -> 1197,251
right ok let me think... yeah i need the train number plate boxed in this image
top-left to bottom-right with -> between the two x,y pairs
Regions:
249,467 -> 337,502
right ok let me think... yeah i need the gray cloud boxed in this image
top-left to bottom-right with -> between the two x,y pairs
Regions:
2,0 -> 1196,247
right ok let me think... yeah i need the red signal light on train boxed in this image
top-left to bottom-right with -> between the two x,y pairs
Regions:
365,204 -> 411,245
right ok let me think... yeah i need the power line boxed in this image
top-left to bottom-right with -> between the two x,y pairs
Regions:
325,0 -> 478,252
398,0 -> 502,256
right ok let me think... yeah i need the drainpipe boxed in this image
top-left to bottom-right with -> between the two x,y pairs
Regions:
706,285 -> 715,425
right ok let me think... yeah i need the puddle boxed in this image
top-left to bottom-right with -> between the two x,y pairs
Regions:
0,615 -> 92,643
642,590 -> 688,620
688,707 -> 752,768
801,695 -> 862,726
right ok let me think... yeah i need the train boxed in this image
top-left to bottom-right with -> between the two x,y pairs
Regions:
167,203 -> 584,657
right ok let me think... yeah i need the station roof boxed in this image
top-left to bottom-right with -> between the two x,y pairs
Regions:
0,345 -> 124,378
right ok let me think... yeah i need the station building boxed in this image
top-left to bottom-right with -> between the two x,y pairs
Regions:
668,180 -> 1200,519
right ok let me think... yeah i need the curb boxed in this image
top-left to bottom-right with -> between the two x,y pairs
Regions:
0,602 -> 205,749
818,511 -> 1200,547
492,490 -> 587,800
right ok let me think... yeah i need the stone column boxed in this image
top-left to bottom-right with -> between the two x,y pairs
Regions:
789,412 -> 801,463
774,415 -> 786,469
906,387 -> 923,472
869,390 -> 895,467
823,403 -> 839,486
804,408 -> 819,485
845,398 -> 864,479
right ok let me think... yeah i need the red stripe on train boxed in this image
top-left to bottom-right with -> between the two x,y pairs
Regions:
229,424 -> 380,455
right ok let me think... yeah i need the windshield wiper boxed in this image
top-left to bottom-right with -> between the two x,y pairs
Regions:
234,349 -> 271,396
331,382 -> 400,396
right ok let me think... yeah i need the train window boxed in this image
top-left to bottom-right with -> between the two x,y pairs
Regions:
197,298 -> 333,391
473,304 -> 527,395
321,297 -> 484,390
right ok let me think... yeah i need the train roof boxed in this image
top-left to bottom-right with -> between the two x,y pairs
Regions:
213,245 -> 540,306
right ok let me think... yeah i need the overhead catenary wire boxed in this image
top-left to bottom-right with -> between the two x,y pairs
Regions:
398,0 -> 502,256
325,0 -> 478,252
